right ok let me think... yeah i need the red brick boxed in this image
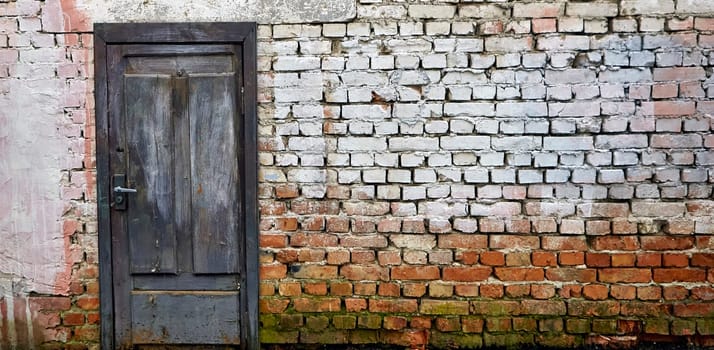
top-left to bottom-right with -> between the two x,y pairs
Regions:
599,268 -> 651,283
456,250 -> 480,265
326,217 -> 349,233
674,303 -> 714,317
611,253 -> 636,267
454,284 -> 479,297
351,250 -> 375,263
480,251 -> 505,266
543,236 -> 587,251
586,253 -> 610,267
479,284 -> 504,298
377,250 -> 401,266
531,284 -> 556,299
290,233 -> 338,247
391,266 -> 440,280
383,316 -> 407,330
261,264 -> 287,279
663,286 -> 689,300
653,268 -> 706,282
443,266 -> 492,282
302,216 -> 325,231
292,265 -> 337,279
532,18 -> 557,33
345,298 -> 367,312
583,285 -> 609,300
692,253 -> 714,267
691,286 -> 714,301
294,298 -> 341,312
462,317 -> 484,333
611,285 -> 636,300
637,253 -> 662,267
591,236 -> 639,250
377,218 -> 401,233
560,252 -> 585,266
637,286 -> 662,301
260,298 -> 289,313
369,299 -> 418,313
304,282 -> 328,295
260,234 -> 287,248
438,234 -> 488,249
505,285 -> 530,298
327,250 -> 350,265
378,282 -> 400,297
76,297 -> 99,311
62,312 -> 85,326
354,282 -> 376,295
641,236 -> 694,250
279,282 -> 302,296
494,267 -> 544,281
435,317 -> 461,332
331,282 -> 353,296
546,268 -> 597,282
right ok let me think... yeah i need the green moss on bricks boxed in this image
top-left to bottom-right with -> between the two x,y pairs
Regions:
305,315 -> 329,331
333,315 -> 357,329
483,333 -> 535,349
429,332 -> 483,349
260,329 -> 299,344
698,319 -> 714,335
299,330 -> 349,344
350,330 -> 379,344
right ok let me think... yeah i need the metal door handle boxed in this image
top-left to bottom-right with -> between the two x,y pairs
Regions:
114,186 -> 138,193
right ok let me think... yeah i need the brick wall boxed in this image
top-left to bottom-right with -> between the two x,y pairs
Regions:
2,0 -> 714,348
257,1 -> 714,348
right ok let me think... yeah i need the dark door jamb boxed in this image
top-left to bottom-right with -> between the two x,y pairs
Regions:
94,22 -> 258,350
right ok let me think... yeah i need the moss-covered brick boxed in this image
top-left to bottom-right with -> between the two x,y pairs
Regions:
644,318 -> 670,335
260,329 -> 299,344
671,319 -> 696,336
512,317 -> 537,331
471,300 -> 520,316
698,319 -> 714,335
332,314 -> 357,329
536,334 -> 583,348
486,318 -> 512,332
278,314 -> 303,330
592,319 -> 618,334
483,333 -> 535,348
305,315 -> 329,330
357,314 -> 382,329
435,317 -> 461,332
430,332 -> 483,349
420,299 -> 470,315
539,318 -> 564,332
350,330 -> 379,344
299,330 -> 349,344
566,318 -> 591,333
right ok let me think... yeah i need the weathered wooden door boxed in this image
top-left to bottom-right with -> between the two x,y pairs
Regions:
95,23 -> 258,350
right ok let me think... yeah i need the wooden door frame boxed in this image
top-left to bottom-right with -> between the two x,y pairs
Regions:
94,22 -> 258,350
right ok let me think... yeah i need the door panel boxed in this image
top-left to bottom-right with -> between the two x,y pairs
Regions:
189,74 -> 240,274
125,74 -> 178,275
131,292 -> 240,344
